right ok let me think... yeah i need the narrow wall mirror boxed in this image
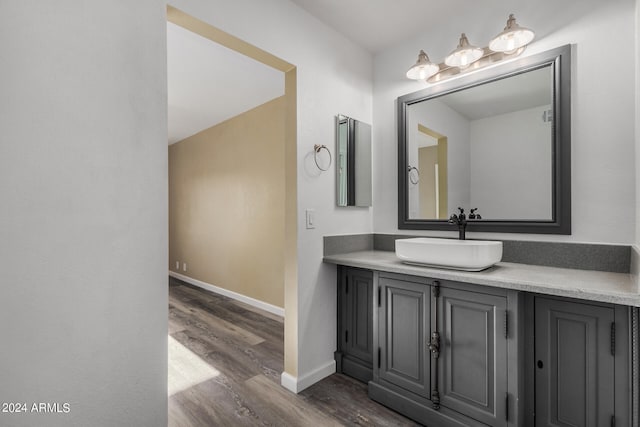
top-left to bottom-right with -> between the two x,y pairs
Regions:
398,45 -> 571,234
337,114 -> 372,207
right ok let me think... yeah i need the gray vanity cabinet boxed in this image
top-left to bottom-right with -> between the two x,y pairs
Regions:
439,286 -> 508,426
335,266 -> 374,382
531,296 -> 628,427
372,273 -> 519,427
333,264 -> 636,427
378,274 -> 431,398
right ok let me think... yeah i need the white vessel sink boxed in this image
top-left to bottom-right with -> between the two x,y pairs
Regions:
395,238 -> 503,271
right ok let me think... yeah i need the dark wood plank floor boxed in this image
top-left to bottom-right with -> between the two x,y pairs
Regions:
168,277 -> 420,426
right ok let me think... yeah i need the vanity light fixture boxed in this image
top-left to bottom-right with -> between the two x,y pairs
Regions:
406,14 -> 534,83
444,33 -> 484,68
406,50 -> 440,80
489,14 -> 535,53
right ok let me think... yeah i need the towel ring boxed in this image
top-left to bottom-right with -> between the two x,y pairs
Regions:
314,144 -> 332,171
408,166 -> 420,184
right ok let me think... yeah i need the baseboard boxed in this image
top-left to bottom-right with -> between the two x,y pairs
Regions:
280,372 -> 299,393
280,360 -> 336,394
341,356 -> 373,383
169,271 -> 284,317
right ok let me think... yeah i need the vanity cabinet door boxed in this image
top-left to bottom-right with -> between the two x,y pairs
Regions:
534,297 -> 615,427
378,275 -> 431,398
336,267 -> 374,382
438,286 -> 508,426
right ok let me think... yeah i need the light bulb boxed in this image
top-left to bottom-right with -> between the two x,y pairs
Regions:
444,34 -> 483,69
489,14 -> 535,53
406,50 -> 440,80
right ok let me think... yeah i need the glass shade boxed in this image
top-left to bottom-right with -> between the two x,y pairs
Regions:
489,14 -> 535,53
444,33 -> 483,68
406,50 -> 440,80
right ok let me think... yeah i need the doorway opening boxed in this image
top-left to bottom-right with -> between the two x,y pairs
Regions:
166,4 -> 299,393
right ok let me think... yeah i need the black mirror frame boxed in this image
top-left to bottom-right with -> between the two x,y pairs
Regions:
398,44 -> 571,234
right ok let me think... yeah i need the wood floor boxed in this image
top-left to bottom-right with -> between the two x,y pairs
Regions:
168,277 -> 419,426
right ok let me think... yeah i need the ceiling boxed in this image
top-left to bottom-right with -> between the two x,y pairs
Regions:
288,0 -> 474,53
288,0 -> 606,55
167,22 -> 284,145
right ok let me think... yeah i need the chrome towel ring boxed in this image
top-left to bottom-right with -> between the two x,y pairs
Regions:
314,144 -> 332,171
408,165 -> 420,184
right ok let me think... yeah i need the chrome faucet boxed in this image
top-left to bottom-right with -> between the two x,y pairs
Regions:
449,207 -> 481,240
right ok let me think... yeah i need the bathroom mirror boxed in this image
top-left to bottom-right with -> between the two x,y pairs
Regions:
337,114 -> 372,207
398,45 -> 571,234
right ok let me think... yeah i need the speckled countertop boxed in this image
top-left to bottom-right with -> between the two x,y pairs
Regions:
323,250 -> 640,307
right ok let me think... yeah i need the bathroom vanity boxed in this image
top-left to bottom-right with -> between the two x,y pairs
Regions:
326,250 -> 639,427
326,41 -> 638,426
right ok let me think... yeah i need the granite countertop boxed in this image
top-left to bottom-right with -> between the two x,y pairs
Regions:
323,250 -> 640,307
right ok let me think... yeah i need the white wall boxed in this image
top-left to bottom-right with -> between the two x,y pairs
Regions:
470,105 -> 552,220
170,0 -> 373,388
374,0 -> 636,244
0,2 -> 167,426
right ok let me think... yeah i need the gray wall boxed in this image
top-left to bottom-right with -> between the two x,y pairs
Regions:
0,2 -> 168,426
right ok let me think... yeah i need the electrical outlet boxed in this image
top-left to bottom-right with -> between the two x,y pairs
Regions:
183,262 -> 187,272
176,261 -> 179,270
305,209 -> 315,229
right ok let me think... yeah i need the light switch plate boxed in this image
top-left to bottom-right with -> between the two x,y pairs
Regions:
305,209 -> 315,229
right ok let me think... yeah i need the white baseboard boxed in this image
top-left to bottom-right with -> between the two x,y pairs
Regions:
169,271 -> 284,317
280,360 -> 336,393
280,372 -> 299,393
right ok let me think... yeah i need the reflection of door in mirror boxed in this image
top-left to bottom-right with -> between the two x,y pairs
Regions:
411,125 -> 448,219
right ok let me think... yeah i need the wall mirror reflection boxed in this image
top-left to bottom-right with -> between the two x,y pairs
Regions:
407,66 -> 552,220
337,114 -> 372,207
398,45 -> 571,234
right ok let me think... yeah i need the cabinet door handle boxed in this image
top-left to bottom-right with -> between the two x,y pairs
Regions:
428,332 -> 440,359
